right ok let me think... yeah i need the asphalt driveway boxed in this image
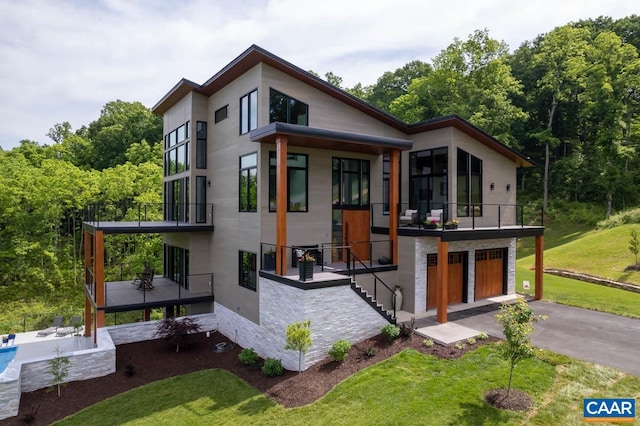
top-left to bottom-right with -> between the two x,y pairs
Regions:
453,300 -> 640,377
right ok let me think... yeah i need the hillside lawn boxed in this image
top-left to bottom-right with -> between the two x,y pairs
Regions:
56,345 -> 640,426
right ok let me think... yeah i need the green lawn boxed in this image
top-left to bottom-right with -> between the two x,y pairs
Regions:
56,345 -> 640,425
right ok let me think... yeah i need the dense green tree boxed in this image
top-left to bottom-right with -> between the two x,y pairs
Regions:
87,100 -> 162,170
390,29 -> 527,146
365,60 -> 431,112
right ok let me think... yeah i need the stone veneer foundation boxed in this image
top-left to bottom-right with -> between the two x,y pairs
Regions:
215,277 -> 390,372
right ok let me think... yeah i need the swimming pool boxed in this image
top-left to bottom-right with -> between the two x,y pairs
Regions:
0,346 -> 17,374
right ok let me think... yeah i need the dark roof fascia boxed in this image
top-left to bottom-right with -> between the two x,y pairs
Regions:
152,78 -> 202,115
153,45 -> 534,168
408,115 -> 535,167
250,122 -> 413,151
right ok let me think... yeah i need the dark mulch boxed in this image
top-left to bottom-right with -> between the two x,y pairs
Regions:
2,331 -> 499,425
624,264 -> 640,271
484,388 -> 533,411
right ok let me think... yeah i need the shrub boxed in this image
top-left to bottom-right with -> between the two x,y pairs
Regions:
362,345 -> 376,358
381,324 -> 400,341
455,342 -> 466,350
155,317 -> 202,352
423,338 -> 434,348
477,331 -> 489,340
328,339 -> 351,362
467,337 -> 476,345
262,358 -> 284,377
238,348 -> 259,366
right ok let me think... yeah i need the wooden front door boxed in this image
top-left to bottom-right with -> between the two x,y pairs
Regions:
474,249 -> 504,300
427,253 -> 465,309
342,209 -> 370,262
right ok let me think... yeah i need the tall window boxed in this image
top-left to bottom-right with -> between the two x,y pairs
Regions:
196,121 -> 207,169
239,251 -> 257,291
196,176 -> 207,223
165,245 -> 189,289
457,148 -> 483,216
269,88 -> 308,126
164,122 -> 190,176
240,90 -> 258,134
239,152 -> 257,212
409,147 -> 448,215
269,152 -> 308,212
383,154 -> 390,213
332,158 -> 370,207
164,177 -> 189,222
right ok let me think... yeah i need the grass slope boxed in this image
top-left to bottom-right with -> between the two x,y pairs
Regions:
55,346 -> 640,426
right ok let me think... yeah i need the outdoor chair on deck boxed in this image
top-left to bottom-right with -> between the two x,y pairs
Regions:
55,315 -> 82,337
133,270 -> 155,290
36,315 -> 64,337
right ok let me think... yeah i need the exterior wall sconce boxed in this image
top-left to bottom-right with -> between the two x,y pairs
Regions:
490,182 -> 495,191
506,184 -> 511,192
207,179 -> 211,187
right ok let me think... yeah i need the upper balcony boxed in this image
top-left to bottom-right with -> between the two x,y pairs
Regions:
82,202 -> 215,234
371,202 -> 544,240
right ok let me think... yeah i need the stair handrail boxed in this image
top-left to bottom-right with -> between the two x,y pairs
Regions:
348,250 -> 397,319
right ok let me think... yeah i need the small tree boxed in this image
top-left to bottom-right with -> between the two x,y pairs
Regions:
284,320 -> 313,373
48,346 -> 70,397
495,298 -> 543,398
155,317 -> 202,352
629,230 -> 639,265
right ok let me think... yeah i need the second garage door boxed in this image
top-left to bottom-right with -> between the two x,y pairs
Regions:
474,249 -> 505,300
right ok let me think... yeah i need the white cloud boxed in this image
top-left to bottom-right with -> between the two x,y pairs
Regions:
0,0 -> 637,149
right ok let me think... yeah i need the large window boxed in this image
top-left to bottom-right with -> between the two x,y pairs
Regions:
165,245 -> 189,289
239,251 -> 257,291
269,152 -> 308,212
196,121 -> 207,169
240,90 -> 258,134
269,88 -> 308,126
164,122 -> 190,176
409,147 -> 448,215
239,152 -> 257,212
457,148 -> 482,216
164,177 -> 189,222
332,158 -> 370,207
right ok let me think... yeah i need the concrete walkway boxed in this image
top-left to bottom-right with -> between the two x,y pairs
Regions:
448,300 -> 640,377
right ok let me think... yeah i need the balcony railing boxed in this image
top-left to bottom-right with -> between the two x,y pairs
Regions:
371,202 -> 543,230
85,269 -> 214,309
84,202 -> 214,227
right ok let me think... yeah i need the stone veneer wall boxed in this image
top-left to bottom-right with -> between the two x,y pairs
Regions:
107,313 -> 218,345
0,329 -> 116,420
412,237 -> 516,314
215,278 -> 389,372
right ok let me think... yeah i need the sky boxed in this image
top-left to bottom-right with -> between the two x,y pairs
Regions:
0,0 -> 637,150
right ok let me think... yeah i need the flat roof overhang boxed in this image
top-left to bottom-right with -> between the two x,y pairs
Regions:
83,221 -> 214,234
99,295 -> 215,314
250,122 -> 413,155
373,226 -> 545,241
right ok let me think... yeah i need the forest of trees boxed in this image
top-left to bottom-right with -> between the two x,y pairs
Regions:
0,16 -> 638,325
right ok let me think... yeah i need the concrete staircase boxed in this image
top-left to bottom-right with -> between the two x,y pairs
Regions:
350,282 -> 396,324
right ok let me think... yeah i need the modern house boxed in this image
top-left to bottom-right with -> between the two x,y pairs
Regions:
82,45 -> 544,371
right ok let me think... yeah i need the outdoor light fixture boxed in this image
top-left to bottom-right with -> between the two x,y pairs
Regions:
506,184 -> 511,192
490,182 -> 495,191
207,179 -> 211,187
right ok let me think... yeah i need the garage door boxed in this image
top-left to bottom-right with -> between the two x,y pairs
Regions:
474,249 -> 504,300
427,253 -> 465,309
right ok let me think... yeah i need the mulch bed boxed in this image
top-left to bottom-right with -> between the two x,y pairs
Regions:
2,331 -> 500,425
484,388 -> 533,411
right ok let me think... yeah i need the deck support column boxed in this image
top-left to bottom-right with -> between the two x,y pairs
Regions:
84,230 -> 92,338
94,230 -> 105,335
275,135 -> 288,275
389,149 -> 400,264
436,238 -> 449,324
535,235 -> 544,300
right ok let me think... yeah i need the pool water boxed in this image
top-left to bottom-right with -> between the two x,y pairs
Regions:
0,346 -> 17,374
